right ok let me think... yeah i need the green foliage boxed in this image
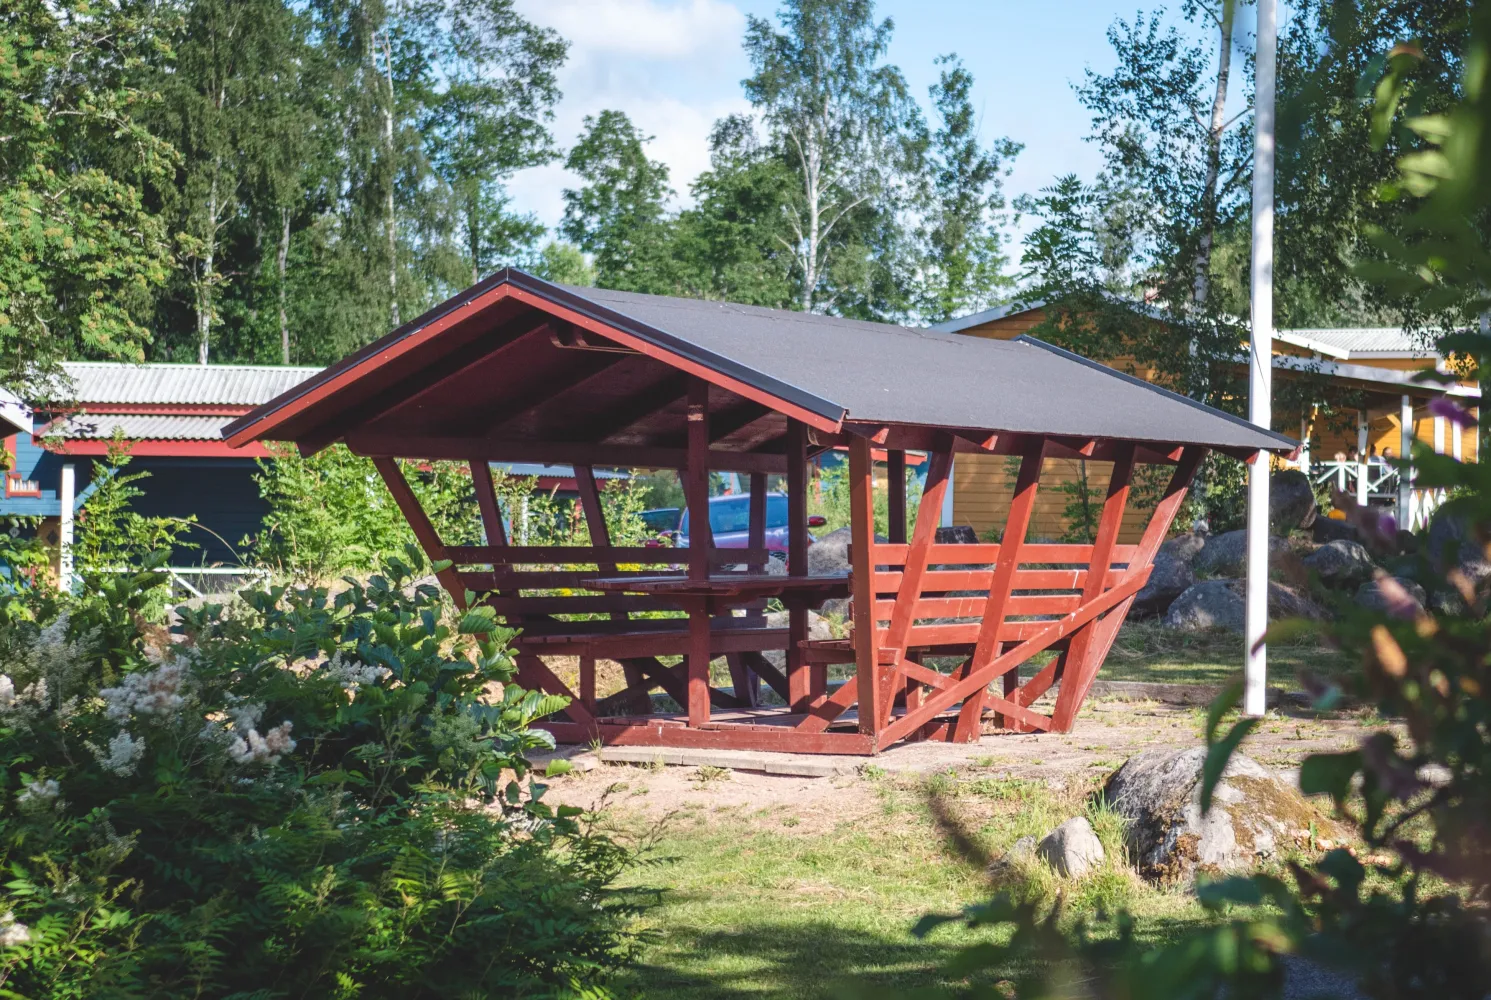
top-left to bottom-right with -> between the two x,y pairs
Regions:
561,110 -> 675,293
530,240 -> 595,287
808,461 -> 922,537
0,545 -> 638,996
743,0 -> 927,315
904,17 -> 1491,996
0,0 -> 177,394
919,54 -> 1022,323
253,448 -> 652,576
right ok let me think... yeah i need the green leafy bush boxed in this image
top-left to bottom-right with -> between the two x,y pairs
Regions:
0,546 -> 639,997
252,446 -> 655,577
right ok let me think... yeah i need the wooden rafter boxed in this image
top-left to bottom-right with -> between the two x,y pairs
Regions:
345,432 -> 787,475
372,457 -> 466,607
299,316 -> 551,453
466,354 -> 630,436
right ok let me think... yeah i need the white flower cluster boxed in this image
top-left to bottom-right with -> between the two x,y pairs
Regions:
227,721 -> 295,766
100,662 -> 187,723
0,911 -> 29,948
321,651 -> 390,693
15,779 -> 59,812
95,731 -> 146,777
0,674 -> 49,724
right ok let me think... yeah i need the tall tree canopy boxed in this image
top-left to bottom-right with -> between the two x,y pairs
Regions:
742,0 -> 926,314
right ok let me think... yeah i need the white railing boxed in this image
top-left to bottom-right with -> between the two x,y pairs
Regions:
1310,460 -> 1444,532
93,565 -> 270,599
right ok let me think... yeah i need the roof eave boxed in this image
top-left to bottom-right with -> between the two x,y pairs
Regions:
223,269 -> 850,448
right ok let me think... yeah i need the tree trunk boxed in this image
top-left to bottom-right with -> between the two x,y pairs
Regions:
1192,3 -> 1235,313
468,194 -> 481,286
379,27 -> 400,329
278,206 -> 291,364
197,167 -> 219,365
799,131 -> 821,312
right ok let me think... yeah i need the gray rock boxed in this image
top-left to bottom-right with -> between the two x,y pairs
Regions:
761,610 -> 833,671
806,526 -> 889,577
1164,580 -> 1244,632
935,525 -> 980,545
1302,539 -> 1377,588
1425,508 -> 1491,588
1271,469 -> 1319,530
1312,515 -> 1362,545
807,527 -> 852,577
1193,529 -> 1291,578
1104,747 -> 1332,883
1159,531 -> 1207,565
1355,575 -> 1427,617
1132,550 -> 1194,618
1164,579 -> 1323,633
1037,817 -> 1105,878
987,834 -> 1037,875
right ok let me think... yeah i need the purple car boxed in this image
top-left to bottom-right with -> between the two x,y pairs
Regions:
676,492 -> 825,553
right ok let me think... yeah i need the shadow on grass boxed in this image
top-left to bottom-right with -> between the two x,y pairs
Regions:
619,918 -> 996,999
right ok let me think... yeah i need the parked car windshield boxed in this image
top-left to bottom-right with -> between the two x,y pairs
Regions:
680,495 -> 789,535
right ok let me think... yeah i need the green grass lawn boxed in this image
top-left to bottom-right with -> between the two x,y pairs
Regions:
605,769 -> 1215,998
1099,620 -> 1355,688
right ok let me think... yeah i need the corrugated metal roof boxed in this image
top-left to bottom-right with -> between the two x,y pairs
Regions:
1278,327 -> 1435,357
46,414 -> 231,441
59,362 -> 322,406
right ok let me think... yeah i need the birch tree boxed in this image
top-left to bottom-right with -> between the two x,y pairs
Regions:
742,0 -> 922,313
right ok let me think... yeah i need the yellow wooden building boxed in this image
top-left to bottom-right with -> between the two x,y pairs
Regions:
929,304 -> 1482,542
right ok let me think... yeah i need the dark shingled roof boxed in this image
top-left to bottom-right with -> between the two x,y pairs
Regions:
225,269 -> 1297,454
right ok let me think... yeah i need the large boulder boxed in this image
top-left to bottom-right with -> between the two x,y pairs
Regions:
1312,515 -> 1362,545
1302,539 -> 1377,588
807,527 -> 852,577
1164,579 -> 1324,633
1355,575 -> 1427,617
1159,531 -> 1207,565
1104,747 -> 1334,883
806,526 -> 889,577
1164,580 -> 1243,632
1271,469 -> 1319,530
935,525 -> 980,545
1425,508 -> 1491,589
1132,551 -> 1195,618
1037,817 -> 1105,878
1192,529 -> 1291,578
761,610 -> 834,671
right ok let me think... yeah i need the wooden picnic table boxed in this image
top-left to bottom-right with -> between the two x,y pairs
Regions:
581,572 -> 849,607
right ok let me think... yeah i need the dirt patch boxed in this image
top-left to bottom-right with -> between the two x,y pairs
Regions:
544,697 -> 1388,826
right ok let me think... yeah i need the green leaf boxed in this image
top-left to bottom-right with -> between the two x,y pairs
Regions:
1201,717 -> 1260,816
1298,751 -> 1362,802
544,759 -> 574,778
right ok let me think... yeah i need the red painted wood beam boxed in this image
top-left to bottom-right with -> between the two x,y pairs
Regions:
343,432 -> 787,474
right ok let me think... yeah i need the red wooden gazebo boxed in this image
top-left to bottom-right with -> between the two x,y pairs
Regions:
225,271 -> 1295,755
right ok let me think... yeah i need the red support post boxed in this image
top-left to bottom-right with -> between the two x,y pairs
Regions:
685,379 -> 712,728
786,419 -> 812,711
887,449 -> 907,544
849,436 -> 880,737
372,457 -> 466,608
686,379 -> 712,582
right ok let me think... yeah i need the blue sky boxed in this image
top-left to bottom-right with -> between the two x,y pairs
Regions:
506,0 -> 1259,239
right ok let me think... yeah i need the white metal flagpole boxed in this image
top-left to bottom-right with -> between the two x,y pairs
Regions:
1244,0 -> 1277,718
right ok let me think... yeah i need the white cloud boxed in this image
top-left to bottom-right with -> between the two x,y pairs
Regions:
508,0 -> 756,231
522,0 -> 745,59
